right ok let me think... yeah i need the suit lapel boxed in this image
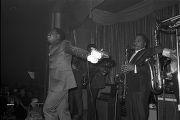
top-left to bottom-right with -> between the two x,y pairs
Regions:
128,50 -> 134,62
130,49 -> 147,64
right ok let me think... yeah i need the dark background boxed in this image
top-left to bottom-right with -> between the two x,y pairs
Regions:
1,0 -> 53,100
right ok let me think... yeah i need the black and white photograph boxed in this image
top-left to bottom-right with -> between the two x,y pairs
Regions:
1,0 -> 180,120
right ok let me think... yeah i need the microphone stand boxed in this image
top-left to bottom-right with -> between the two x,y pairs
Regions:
175,28 -> 180,111
114,76 -> 118,120
86,61 -> 96,120
114,73 -> 122,120
113,48 -> 128,120
123,48 -> 128,100
154,23 -> 166,120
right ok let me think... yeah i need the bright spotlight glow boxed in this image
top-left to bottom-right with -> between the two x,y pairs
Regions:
91,48 -> 102,59
87,55 -> 99,63
87,47 -> 109,64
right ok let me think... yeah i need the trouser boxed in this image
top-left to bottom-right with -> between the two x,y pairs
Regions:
87,87 -> 99,120
126,91 -> 150,120
69,87 -> 83,116
43,90 -> 71,120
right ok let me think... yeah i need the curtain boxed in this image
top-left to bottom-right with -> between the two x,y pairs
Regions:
92,0 -> 179,25
66,4 -> 179,83
92,4 -> 180,83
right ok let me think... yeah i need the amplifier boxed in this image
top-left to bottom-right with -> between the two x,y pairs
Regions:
158,94 -> 177,102
157,94 -> 179,120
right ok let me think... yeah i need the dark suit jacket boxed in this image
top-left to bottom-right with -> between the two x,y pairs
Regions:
49,40 -> 89,92
86,59 -> 113,89
72,56 -> 85,88
126,47 -> 162,93
86,63 -> 105,89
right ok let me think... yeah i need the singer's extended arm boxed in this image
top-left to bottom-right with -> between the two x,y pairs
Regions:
63,40 -> 90,59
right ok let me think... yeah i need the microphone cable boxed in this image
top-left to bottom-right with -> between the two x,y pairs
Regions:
86,61 -> 97,120
114,85 -> 119,120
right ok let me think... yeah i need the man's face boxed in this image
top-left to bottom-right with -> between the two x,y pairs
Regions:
47,30 -> 60,44
133,35 -> 146,50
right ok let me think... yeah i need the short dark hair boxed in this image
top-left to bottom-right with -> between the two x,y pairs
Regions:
53,27 -> 66,40
136,33 -> 149,48
87,44 -> 97,52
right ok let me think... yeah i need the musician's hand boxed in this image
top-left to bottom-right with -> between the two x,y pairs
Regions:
170,49 -> 177,61
121,64 -> 135,73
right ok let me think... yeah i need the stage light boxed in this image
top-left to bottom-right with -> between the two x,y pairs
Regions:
91,48 -> 102,59
87,47 -> 109,64
87,55 -> 99,64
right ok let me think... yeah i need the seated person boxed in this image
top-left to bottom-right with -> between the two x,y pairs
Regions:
26,98 -> 43,120
14,87 -> 31,120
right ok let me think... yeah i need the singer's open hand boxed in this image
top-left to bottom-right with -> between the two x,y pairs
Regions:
121,63 -> 135,73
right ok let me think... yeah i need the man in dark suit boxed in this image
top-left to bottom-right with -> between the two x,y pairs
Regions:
121,33 -> 163,120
